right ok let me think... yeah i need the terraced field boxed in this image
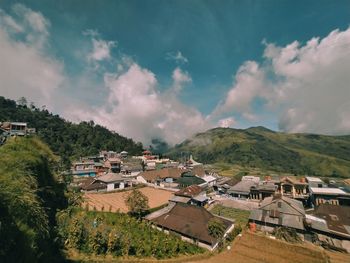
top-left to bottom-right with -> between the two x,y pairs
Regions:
83,187 -> 174,212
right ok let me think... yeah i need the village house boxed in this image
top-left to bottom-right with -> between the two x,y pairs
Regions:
79,172 -> 134,192
78,177 -> 107,191
249,194 -> 306,233
176,171 -> 206,188
305,204 -> 350,252
0,121 -> 35,136
273,177 -> 310,205
104,157 -> 121,173
309,187 -> 350,207
71,160 -> 97,177
170,185 -> 209,206
249,181 -> 277,201
227,177 -> 260,199
214,177 -> 240,194
136,168 -> 184,187
146,203 -> 234,251
306,176 -> 328,188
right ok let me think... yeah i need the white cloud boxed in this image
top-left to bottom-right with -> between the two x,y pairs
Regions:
218,117 -> 236,128
66,63 -> 209,145
172,67 -> 192,93
166,51 -> 188,64
12,3 -> 50,48
84,29 -> 116,63
216,27 -> 350,135
0,5 -> 64,107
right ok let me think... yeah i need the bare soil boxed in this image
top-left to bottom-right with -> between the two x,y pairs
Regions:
188,231 -> 330,263
83,187 -> 174,212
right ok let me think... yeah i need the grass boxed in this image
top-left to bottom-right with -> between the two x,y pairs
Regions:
210,205 -> 250,226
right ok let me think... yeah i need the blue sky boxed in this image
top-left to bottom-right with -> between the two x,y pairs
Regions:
1,1 -> 350,144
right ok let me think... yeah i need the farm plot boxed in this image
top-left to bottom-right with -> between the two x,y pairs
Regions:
189,230 -> 329,263
83,187 -> 174,212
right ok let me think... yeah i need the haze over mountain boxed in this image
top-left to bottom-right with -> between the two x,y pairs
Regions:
168,127 -> 350,177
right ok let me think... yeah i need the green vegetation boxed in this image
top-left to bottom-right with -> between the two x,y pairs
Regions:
273,227 -> 302,244
168,127 -> 350,177
57,209 -> 205,259
124,189 -> 149,216
0,96 -> 143,168
211,205 -> 250,226
207,218 -> 226,239
0,137 -> 67,262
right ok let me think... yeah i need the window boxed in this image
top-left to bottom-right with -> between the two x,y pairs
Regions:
278,202 -> 282,208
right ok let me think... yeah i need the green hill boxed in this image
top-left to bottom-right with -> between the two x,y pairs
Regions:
0,96 -> 143,168
0,137 -> 67,262
168,127 -> 350,178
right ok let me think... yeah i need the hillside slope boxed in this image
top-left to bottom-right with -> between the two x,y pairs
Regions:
0,137 -> 67,262
168,127 -> 350,177
0,96 -> 143,167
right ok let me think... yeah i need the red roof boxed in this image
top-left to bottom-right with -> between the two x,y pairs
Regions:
175,185 -> 203,198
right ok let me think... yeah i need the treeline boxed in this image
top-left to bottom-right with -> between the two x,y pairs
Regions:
57,209 -> 204,259
0,96 -> 143,168
0,137 -> 67,262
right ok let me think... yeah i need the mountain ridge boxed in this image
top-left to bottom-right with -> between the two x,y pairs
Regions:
168,127 -> 350,177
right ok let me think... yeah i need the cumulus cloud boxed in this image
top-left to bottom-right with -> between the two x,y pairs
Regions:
0,5 -> 64,107
83,29 -> 116,71
66,63 -> 209,145
218,117 -> 236,128
216,27 -> 350,135
166,50 -> 188,64
172,67 -> 192,93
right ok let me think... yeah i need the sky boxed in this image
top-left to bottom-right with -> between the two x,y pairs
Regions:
0,0 -> 350,146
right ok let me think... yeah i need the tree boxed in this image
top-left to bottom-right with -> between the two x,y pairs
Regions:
207,218 -> 226,239
124,189 -> 149,216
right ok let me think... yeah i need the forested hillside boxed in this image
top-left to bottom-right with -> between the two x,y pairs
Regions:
168,127 -> 350,177
0,137 -> 67,262
0,96 -> 143,167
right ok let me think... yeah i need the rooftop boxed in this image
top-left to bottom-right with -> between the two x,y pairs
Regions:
306,176 -> 324,183
147,203 -> 233,246
139,168 -> 185,182
96,173 -> 124,183
308,204 -> 350,238
175,184 -> 203,198
310,187 -> 348,195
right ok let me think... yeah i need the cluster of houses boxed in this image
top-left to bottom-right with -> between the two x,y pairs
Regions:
225,175 -> 350,207
73,150 -> 350,252
240,176 -> 350,252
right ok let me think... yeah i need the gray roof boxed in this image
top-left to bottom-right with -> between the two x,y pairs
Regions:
260,195 -> 305,215
169,196 -> 191,204
192,195 -> 209,202
249,195 -> 305,230
249,208 -> 305,230
96,173 -> 124,183
228,180 -> 257,195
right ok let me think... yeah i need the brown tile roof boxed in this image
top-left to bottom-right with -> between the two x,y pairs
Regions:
79,177 -> 106,191
312,204 -> 350,237
175,185 -> 203,198
139,168 -> 184,183
191,166 -> 206,177
280,176 -> 307,185
149,203 -> 233,246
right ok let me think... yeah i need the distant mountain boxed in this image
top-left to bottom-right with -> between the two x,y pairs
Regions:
0,96 -> 143,168
168,127 -> 350,177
